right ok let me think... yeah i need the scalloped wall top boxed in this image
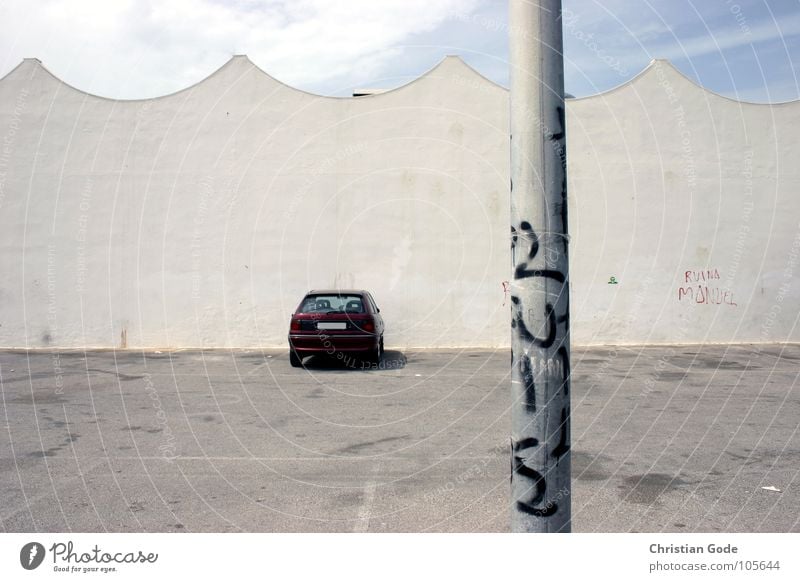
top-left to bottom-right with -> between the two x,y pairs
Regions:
2,54 -> 797,106
0,54 -> 505,103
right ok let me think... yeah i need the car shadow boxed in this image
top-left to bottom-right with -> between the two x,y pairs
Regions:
299,350 -> 407,372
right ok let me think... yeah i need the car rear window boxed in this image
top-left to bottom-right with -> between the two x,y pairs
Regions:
298,294 -> 366,314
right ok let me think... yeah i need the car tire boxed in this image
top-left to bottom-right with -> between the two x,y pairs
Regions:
367,337 -> 383,363
289,350 -> 302,368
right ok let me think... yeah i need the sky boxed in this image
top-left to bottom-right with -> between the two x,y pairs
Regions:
0,0 -> 797,102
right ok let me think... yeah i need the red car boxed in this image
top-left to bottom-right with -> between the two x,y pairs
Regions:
287,290 -> 385,367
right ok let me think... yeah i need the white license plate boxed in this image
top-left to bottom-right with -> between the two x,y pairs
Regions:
317,322 -> 346,330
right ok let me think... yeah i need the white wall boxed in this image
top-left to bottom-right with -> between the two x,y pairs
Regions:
567,60 -> 800,345
0,56 -> 798,348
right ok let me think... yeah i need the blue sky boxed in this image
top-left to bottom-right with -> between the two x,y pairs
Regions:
0,0 -> 797,102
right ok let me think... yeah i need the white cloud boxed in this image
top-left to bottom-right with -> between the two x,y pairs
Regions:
643,10 -> 800,63
728,78 -> 800,103
1,1 -> 795,102
0,0 -> 479,98
565,3 -> 800,74
561,3 -> 800,100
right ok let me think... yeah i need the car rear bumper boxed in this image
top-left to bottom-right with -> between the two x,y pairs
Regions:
288,333 -> 378,354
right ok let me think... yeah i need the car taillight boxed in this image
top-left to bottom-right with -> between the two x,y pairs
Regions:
362,319 -> 375,333
290,318 -> 300,331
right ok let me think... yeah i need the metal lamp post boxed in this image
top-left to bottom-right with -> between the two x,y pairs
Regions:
509,0 -> 572,533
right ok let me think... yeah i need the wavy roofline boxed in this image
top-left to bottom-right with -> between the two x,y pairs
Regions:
0,54 -> 499,103
567,58 -> 799,106
2,56 -> 243,103
659,58 -> 799,106
244,54 -> 508,101
2,55 -> 797,106
565,59 -> 657,103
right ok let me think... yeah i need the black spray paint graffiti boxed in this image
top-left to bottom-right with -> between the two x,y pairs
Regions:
551,106 -> 569,252
509,104 -> 571,523
512,439 -> 557,517
517,350 -> 537,411
512,222 -> 566,283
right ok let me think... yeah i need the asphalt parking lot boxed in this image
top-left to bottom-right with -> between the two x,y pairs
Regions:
1,344 -> 798,532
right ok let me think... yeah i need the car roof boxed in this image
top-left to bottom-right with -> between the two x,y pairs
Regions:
307,289 -> 368,295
